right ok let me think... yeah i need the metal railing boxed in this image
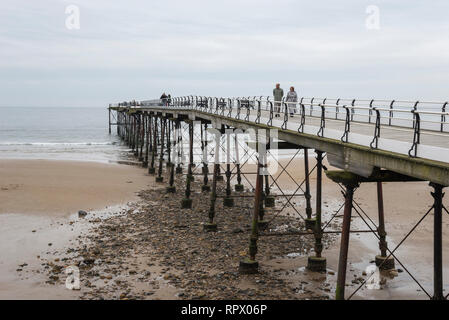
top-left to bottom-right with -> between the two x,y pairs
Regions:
111,96 -> 449,161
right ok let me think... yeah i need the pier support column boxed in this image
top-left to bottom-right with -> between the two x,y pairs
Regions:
239,155 -> 263,274
304,148 -> 315,230
234,132 -> 244,192
201,123 -> 210,192
258,151 -> 268,230
149,116 -> 157,174
224,127 -> 234,207
430,183 -> 445,300
181,121 -> 194,209
205,163 -> 219,232
166,119 -> 172,169
139,113 -> 144,162
375,182 -> 395,270
108,107 -> 111,134
307,150 -> 327,272
335,182 -> 357,300
156,118 -> 165,183
143,113 -> 149,168
175,121 -> 183,174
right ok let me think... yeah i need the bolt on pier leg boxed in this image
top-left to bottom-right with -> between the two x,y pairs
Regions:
307,150 -> 327,272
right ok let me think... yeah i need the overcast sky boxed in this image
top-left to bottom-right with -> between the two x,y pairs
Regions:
1,0 -> 449,107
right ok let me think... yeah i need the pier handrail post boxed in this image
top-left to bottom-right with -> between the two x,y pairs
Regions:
441,102 -> 447,132
370,108 -> 381,149
408,111 -> 421,157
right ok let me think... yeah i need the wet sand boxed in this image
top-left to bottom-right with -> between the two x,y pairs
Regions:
1,156 -> 448,299
0,159 -> 152,299
0,159 -> 151,216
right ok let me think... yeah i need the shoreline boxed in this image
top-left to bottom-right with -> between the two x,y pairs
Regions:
1,156 -> 448,299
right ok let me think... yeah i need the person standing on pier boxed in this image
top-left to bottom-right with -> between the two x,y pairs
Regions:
286,86 -> 298,116
160,93 -> 168,106
273,83 -> 284,117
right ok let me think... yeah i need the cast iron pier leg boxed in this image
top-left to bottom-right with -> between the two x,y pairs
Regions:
304,148 -> 315,229
375,181 -> 395,270
181,121 -> 194,209
336,183 -> 357,300
430,183 -> 445,300
156,118 -> 165,183
307,150 -> 326,272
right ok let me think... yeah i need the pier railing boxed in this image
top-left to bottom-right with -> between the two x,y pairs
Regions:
110,95 -> 449,164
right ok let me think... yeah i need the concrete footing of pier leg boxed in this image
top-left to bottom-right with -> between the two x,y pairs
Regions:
239,258 -> 259,274
201,185 -> 211,192
305,218 -> 316,230
176,166 -> 183,174
234,184 -> 244,192
223,197 -> 234,207
375,255 -> 395,270
148,167 -> 156,174
203,223 -> 217,232
155,176 -> 163,183
181,198 -> 192,209
307,256 -> 327,272
264,196 -> 275,207
166,186 -> 176,193
258,220 -> 269,230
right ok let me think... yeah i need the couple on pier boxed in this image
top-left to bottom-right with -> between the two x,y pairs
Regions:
273,83 -> 298,117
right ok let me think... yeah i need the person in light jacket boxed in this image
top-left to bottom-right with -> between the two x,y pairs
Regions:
285,86 -> 298,116
273,83 -> 284,117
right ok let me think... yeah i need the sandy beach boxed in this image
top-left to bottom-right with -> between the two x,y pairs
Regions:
0,159 -> 152,299
1,156 -> 448,299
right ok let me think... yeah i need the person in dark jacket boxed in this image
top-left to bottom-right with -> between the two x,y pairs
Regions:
273,83 -> 284,117
160,93 -> 168,106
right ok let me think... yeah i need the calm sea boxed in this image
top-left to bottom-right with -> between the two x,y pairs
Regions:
0,107 -> 126,162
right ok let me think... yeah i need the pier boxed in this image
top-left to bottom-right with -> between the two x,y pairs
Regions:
108,96 -> 449,300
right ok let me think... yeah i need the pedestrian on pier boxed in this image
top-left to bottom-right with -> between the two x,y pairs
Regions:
286,86 -> 298,116
273,83 -> 284,117
160,93 -> 168,106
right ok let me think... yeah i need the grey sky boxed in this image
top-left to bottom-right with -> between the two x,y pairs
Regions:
1,0 -> 448,107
